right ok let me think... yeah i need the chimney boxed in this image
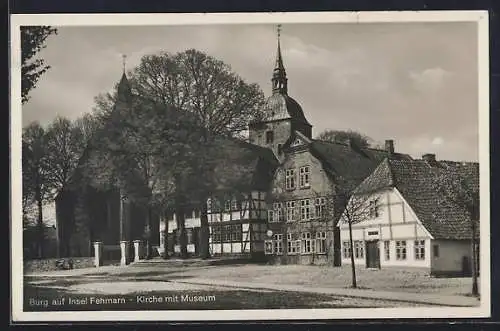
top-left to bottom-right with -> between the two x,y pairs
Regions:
422,153 -> 437,164
385,139 -> 394,155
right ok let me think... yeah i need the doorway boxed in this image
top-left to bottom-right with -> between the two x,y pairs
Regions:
366,240 -> 380,269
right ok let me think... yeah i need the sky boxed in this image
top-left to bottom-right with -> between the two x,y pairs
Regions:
21,22 -> 479,162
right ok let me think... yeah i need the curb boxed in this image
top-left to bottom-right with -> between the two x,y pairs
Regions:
173,279 -> 480,307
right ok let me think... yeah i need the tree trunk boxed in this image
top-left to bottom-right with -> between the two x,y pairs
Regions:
348,218 -> 357,288
144,206 -> 153,260
471,221 -> 479,296
282,222 -> 288,265
199,201 -> 210,259
36,189 -> 44,259
176,205 -> 188,259
162,209 -> 169,259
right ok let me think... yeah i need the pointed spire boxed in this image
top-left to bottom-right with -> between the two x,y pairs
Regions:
122,54 -> 127,74
275,25 -> 285,71
272,24 -> 288,95
117,54 -> 132,102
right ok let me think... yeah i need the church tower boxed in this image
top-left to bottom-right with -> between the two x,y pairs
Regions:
249,25 -> 312,159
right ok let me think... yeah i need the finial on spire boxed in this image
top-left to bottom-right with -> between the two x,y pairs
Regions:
272,24 -> 287,95
122,54 -> 127,74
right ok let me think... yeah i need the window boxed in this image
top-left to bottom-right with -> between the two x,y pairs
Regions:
265,241 -> 273,254
315,197 -> 326,218
343,241 -> 351,259
414,240 -> 425,260
299,166 -> 310,188
300,199 -> 311,220
267,210 -> 274,223
230,224 -> 243,242
207,198 -> 212,212
287,233 -> 300,254
273,234 -> 283,255
291,138 -> 303,147
433,244 -> 440,258
265,233 -> 283,255
396,240 -> 407,260
224,200 -> 231,212
384,240 -> 390,260
211,226 -> 221,242
286,201 -> 296,222
231,199 -> 241,211
222,225 -> 232,242
354,241 -> 364,258
285,169 -> 296,190
194,210 -> 200,218
186,228 -> 194,244
272,202 -> 283,222
315,232 -> 327,254
301,232 -> 312,253
266,131 -> 274,144
369,198 -> 380,218
368,231 -> 379,236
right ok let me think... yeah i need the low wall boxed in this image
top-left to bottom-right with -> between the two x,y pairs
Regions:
24,258 -> 95,273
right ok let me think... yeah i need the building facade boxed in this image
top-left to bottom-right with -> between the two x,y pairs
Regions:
337,157 -> 479,276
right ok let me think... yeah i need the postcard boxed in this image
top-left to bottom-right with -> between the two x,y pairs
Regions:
11,10 -> 490,322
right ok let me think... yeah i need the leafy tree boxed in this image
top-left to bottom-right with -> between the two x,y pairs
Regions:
432,166 -> 480,296
316,129 -> 373,149
125,49 -> 267,259
22,122 -> 52,257
21,26 -> 57,104
45,116 -> 86,195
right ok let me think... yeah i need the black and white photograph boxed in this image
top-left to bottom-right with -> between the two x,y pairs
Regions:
11,11 -> 490,322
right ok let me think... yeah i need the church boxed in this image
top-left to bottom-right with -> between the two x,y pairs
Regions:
55,31 -> 476,268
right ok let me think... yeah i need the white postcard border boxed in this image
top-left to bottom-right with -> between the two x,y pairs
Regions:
10,10 -> 491,322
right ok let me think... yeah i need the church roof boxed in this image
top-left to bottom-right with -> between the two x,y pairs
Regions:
263,93 -> 311,125
354,158 -> 479,240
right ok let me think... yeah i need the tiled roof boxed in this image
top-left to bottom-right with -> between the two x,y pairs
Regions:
310,139 -> 412,191
355,158 -> 479,240
213,138 -> 278,192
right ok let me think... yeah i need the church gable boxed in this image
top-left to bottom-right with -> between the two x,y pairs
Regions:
282,130 -> 312,152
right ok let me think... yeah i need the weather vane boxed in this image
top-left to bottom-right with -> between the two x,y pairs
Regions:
122,54 -> 127,73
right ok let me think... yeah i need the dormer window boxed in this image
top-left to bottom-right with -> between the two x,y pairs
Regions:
266,131 -> 274,144
291,138 -> 303,147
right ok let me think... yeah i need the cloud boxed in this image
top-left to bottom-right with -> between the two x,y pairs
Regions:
409,67 -> 452,93
431,137 -> 444,145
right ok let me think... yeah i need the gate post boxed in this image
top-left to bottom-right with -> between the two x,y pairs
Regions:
133,240 -> 142,263
120,240 -> 129,266
93,241 -> 103,267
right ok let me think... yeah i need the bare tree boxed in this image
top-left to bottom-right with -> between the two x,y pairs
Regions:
337,181 -> 383,288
